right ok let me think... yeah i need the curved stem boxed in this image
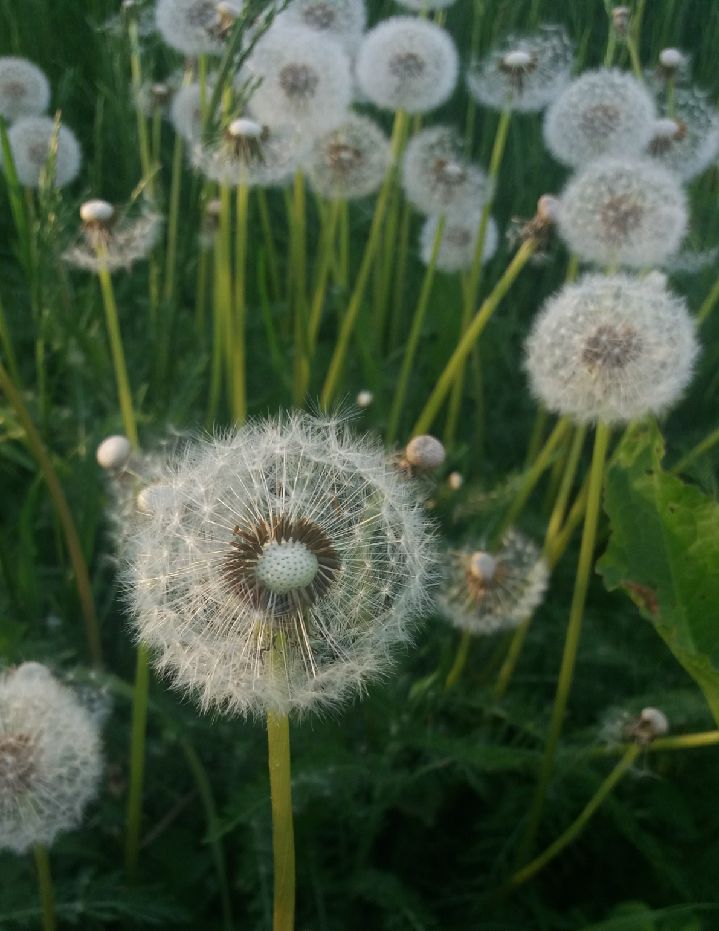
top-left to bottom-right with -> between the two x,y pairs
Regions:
34,845 -> 56,931
0,363 -> 102,667
268,711 -> 295,931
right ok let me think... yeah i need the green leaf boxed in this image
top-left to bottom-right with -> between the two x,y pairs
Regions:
597,421 -> 719,725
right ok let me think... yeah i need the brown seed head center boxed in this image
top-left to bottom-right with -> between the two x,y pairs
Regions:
465,560 -> 508,604
599,193 -> 644,240
0,732 -> 36,796
326,141 -> 363,174
582,323 -> 642,371
279,64 -> 320,100
389,51 -> 426,80
302,2 -> 336,29
2,80 -> 27,100
579,102 -> 622,137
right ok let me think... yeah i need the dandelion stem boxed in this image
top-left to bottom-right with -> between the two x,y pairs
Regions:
387,214 -> 446,444
412,238 -> 537,436
125,642 -> 151,880
233,182 -> 249,423
267,710 -> 296,931
127,16 -> 154,194
256,188 -> 282,302
306,199 -> 342,355
0,362 -> 102,667
33,845 -> 56,931
162,132 -> 185,304
444,630 -> 472,690
507,745 -> 640,891
517,420 -> 611,863
292,172 -> 310,407
672,426 -> 719,474
697,274 -> 719,325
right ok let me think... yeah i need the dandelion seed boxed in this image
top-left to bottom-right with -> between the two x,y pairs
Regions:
135,77 -> 177,119
169,82 -> 214,143
355,17 -> 458,114
525,272 -> 699,424
192,117 -> 303,188
420,212 -> 498,273
447,471 -> 463,491
402,126 -> 492,217
467,25 -> 573,113
543,68 -> 656,168
304,113 -> 391,200
0,57 -> 50,122
63,199 -> 162,273
3,115 -> 81,188
438,531 -> 548,635
245,26 -> 352,133
277,0 -> 366,54
0,663 -> 102,855
123,412 -> 436,716
556,155 -> 688,269
645,82 -> 719,180
155,0 -> 228,55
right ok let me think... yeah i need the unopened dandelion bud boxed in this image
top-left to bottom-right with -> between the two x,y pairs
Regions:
356,390 -> 373,408
611,6 -> 631,36
96,435 -> 132,470
80,199 -> 115,225
447,471 -> 463,491
405,435 -> 446,471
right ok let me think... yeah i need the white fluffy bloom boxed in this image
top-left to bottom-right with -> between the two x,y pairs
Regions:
645,82 -> 719,181
3,115 -> 80,188
467,25 -> 573,113
420,213 -> 498,273
155,0 -> 226,55
123,412 -> 436,717
557,156 -> 687,269
0,56 -> 50,122
438,531 -> 548,635
169,81 -> 216,142
245,26 -> 352,133
276,0 -> 366,54
544,69 -> 656,168
63,203 -> 162,273
525,273 -> 698,424
304,113 -> 391,200
402,126 -> 491,217
192,119 -> 303,188
0,663 -> 102,855
355,17 -> 458,114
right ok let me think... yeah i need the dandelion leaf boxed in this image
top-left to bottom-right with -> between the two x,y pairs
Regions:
597,421 -> 719,725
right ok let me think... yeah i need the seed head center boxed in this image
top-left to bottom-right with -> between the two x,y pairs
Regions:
582,323 -> 642,371
389,51 -> 426,80
302,2 -> 335,29
256,540 -> 320,595
0,732 -> 36,796
279,64 -> 319,100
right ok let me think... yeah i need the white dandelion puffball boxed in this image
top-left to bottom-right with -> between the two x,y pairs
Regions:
420,213 -> 498,273
0,56 -> 50,122
544,68 -> 656,168
646,83 -> 719,181
3,116 -> 81,188
124,412 -> 436,716
245,26 -> 352,134
355,17 -> 458,114
438,531 -> 548,635
467,25 -> 573,113
276,0 -> 366,54
557,156 -> 688,269
525,273 -> 699,424
192,119 -> 303,188
0,663 -> 102,855
63,204 -> 162,273
304,113 -> 391,200
155,0 -> 225,55
402,126 -> 492,217
169,82 -> 213,142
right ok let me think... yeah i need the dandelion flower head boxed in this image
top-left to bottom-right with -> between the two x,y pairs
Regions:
467,25 -> 573,113
355,17 -> 458,114
0,56 -> 50,122
437,531 -> 548,635
63,199 -> 163,273
3,115 -> 81,188
525,272 -> 698,424
543,68 -> 656,168
0,662 -> 102,855
304,113 -> 391,200
420,213 -> 498,273
645,81 -> 719,181
124,412 -> 436,717
155,0 -> 228,56
276,0 -> 366,54
402,126 -> 492,217
557,155 -> 688,269
192,118 -> 303,188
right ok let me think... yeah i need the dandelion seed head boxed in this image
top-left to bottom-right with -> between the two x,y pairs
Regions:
557,155 -> 688,268
402,126 -> 491,216
420,213 -> 498,273
0,663 -> 102,855
96,435 -> 132,471
467,25 -> 573,113
524,272 -> 699,424
193,119 -> 303,188
169,82 -> 210,142
0,57 -> 50,122
122,412 -> 436,717
277,0 -> 366,54
645,81 -> 719,180
438,531 -> 548,635
64,204 -> 162,273
155,0 -> 226,55
4,115 -> 81,188
245,26 -> 352,133
80,199 -> 115,224
629,707 -> 669,743
356,17 -> 458,114
305,113 -> 390,200
544,68 -> 656,167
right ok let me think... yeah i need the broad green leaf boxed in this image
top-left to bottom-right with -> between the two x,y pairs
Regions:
597,421 -> 719,725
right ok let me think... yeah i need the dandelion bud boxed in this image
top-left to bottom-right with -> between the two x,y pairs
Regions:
80,199 -> 115,225
447,471 -> 463,491
611,6 -> 631,36
356,389 -> 374,408
537,194 -> 559,223
96,435 -> 132,471
658,47 -> 685,73
627,706 -> 669,745
0,663 -> 102,854
2,115 -> 81,189
405,435 -> 446,471
0,56 -> 50,122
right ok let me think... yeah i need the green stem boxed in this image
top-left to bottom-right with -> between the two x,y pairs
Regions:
127,17 -> 154,194
0,289 -> 20,385
207,235 -> 226,427
125,642 -> 151,880
0,362 -> 102,667
444,629 -> 472,690
291,172 -> 309,407
233,182 -> 249,423
411,238 -> 537,436
34,845 -> 56,931
306,199 -> 342,359
96,259 -> 139,447
387,214 -> 446,444
517,421 -> 611,863
256,188 -> 282,302
508,745 -> 640,891
672,426 -> 719,474
162,132 -> 185,303
267,711 -> 296,931
697,275 -> 719,325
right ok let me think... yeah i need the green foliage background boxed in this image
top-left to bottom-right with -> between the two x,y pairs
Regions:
1,0 -> 719,928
